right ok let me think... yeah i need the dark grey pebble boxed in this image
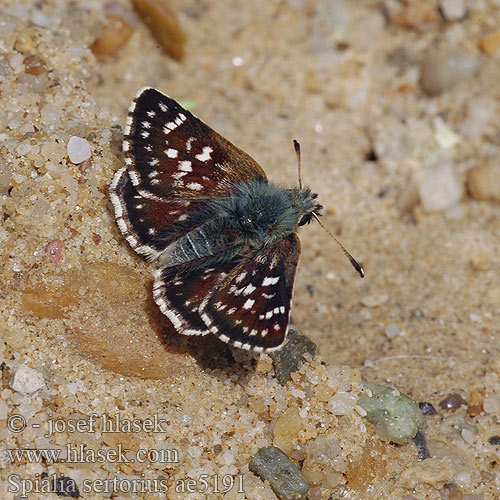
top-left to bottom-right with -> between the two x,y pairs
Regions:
418,401 -> 437,415
438,393 -> 467,411
270,329 -> 317,385
249,446 -> 309,500
412,429 -> 430,460
488,436 -> 500,445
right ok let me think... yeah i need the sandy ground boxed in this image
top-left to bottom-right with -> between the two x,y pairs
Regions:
1,0 -> 500,499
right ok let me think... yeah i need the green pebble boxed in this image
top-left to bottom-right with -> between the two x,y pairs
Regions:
249,446 -> 309,500
358,382 -> 426,444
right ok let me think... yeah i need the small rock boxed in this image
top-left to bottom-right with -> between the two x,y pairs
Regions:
10,365 -> 45,394
479,31 -> 500,55
328,391 -> 358,415
45,239 -> 63,264
273,407 -> 304,455
413,429 -> 430,460
270,329 -> 316,385
361,292 -> 388,308
434,116 -> 460,149
302,433 -> 342,488
40,103 -> 62,125
399,457 -> 457,489
438,393 -> 467,411
249,447 -> 309,500
358,382 -> 425,444
52,475 -> 80,498
90,13 -> 135,59
488,436 -> 500,445
384,323 -> 400,338
420,48 -> 478,96
0,162 -> 12,194
67,136 -> 91,164
132,0 -> 185,61
418,402 -> 437,416
483,394 -> 500,415
439,0 -> 466,21
0,400 -> 8,420
418,161 -> 463,212
467,164 -> 500,202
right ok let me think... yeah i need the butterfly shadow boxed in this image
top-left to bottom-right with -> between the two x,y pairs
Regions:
144,286 -> 260,385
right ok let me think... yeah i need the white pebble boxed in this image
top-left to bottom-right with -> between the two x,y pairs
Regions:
434,116 -> 460,149
418,161 -> 463,212
384,323 -> 400,338
469,313 -> 481,323
67,136 -> 91,164
361,292 -> 389,308
328,392 -> 357,415
483,394 -> 500,415
10,365 -> 45,394
0,400 -> 8,420
440,0 -> 466,21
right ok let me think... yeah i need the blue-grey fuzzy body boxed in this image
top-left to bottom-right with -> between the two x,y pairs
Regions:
158,178 -> 321,269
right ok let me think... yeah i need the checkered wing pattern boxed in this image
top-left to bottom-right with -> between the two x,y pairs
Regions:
200,234 -> 301,351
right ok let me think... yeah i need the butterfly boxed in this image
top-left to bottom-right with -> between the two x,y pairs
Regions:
110,87 -> 361,352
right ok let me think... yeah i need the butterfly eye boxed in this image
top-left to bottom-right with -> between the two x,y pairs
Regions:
298,213 -> 312,226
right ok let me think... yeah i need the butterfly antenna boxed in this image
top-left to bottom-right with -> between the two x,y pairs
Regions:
312,213 -> 365,278
293,139 -> 303,189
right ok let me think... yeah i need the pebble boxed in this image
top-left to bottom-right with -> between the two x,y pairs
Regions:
0,400 -> 8,420
52,475 -> 80,498
10,365 -> 45,394
90,13 -> 134,59
328,392 -> 358,415
479,31 -> 500,55
302,433 -> 342,488
483,394 -> 500,415
361,292 -> 388,308
40,103 -> 61,125
398,457 -> 456,489
45,239 -> 63,264
438,393 -> 467,411
467,164 -> 500,202
413,429 -> 430,460
418,161 -> 463,212
488,436 -> 500,445
439,0 -> 466,21
67,136 -> 91,164
434,116 -> 460,149
0,162 -> 12,194
358,382 -> 425,444
273,407 -> 304,455
418,402 -> 437,416
132,0 -> 186,61
270,329 -> 316,385
384,323 -> 400,338
249,447 -> 309,500
420,48 -> 478,95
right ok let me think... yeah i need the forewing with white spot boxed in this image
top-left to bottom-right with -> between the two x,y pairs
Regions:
201,234 -> 301,351
123,87 -> 267,201
110,166 -> 202,260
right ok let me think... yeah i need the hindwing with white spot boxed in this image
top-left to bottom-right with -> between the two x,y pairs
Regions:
201,234 -> 301,352
152,259 -> 237,335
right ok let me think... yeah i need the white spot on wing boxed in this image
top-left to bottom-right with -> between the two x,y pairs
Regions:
243,299 -> 255,309
195,146 -> 213,162
178,160 -> 192,172
262,276 -> 280,286
187,182 -> 203,190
